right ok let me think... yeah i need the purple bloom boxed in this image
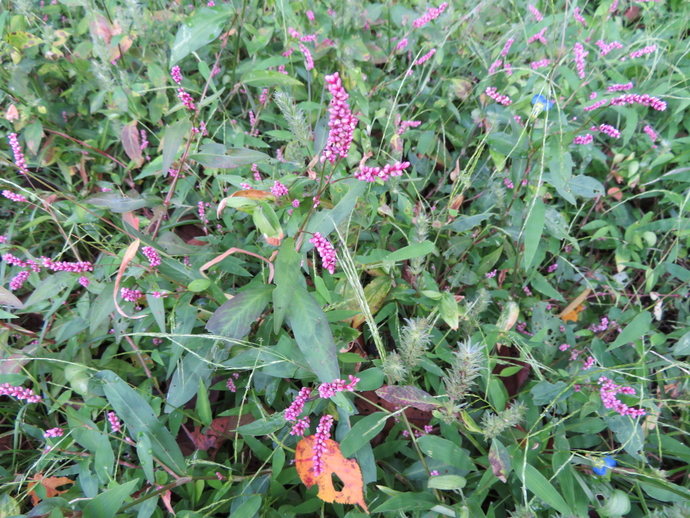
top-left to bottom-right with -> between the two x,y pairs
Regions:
0,383 -> 42,403
599,124 -> 621,138
108,412 -> 122,433
488,59 -> 502,74
142,246 -> 161,268
395,38 -> 408,51
270,181 -> 289,198
573,134 -> 594,145
583,99 -> 608,111
290,416 -> 310,436
412,2 -> 448,28
309,232 -> 337,274
573,7 -> 586,26
485,86 -> 512,106
44,427 -> 64,438
414,48 -> 436,66
596,39 -> 623,56
306,10 -> 314,21
299,43 -> 314,70
121,287 -> 144,302
355,161 -> 410,182
321,72 -> 358,164
501,38 -> 514,57
643,125 -> 658,142
171,66 -> 183,85
2,190 -> 27,203
610,93 -> 666,111
528,4 -> 543,21
528,27 -> 547,45
284,387 -> 312,421
7,133 -> 29,174
312,415 -> 334,476
629,45 -> 657,59
574,42 -> 589,79
78,276 -> 90,287
607,82 -> 633,92
530,59 -> 551,70
177,88 -> 196,111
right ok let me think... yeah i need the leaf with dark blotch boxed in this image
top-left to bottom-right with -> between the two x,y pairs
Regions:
206,284 -> 274,340
375,385 -> 440,412
489,439 -> 511,483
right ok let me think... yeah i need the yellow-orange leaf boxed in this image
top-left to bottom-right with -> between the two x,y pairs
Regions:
561,304 -> 585,323
230,189 -> 275,201
295,435 -> 368,512
28,473 -> 74,505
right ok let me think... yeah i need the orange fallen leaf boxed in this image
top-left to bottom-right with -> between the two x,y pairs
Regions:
561,304 -> 585,323
28,473 -> 74,505
295,435 -> 368,512
559,288 -> 591,323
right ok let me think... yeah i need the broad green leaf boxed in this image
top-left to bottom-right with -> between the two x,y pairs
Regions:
608,311 -> 652,350
24,272 -> 76,308
548,151 -> 575,205
285,284 -> 340,383
417,435 -> 474,471
231,495 -> 262,518
273,238 -> 303,333
161,119 -> 191,179
136,432 -> 155,483
196,379 -> 212,427
95,370 -> 187,475
595,489 -> 631,516
371,491 -> 437,513
340,412 -> 387,458
673,330 -> 690,356
237,413 -> 286,436
530,272 -> 565,302
206,284 -> 274,339
82,479 -> 138,518
190,143 -> 270,169
568,175 -> 605,199
450,212 -> 494,234
356,241 -> 435,265
84,192 -> 149,213
375,385 -> 440,412
523,197 -> 545,271
427,475 -> 467,490
605,414 -> 644,456
351,276 -> 392,328
24,120 -> 43,155
253,201 -> 283,239
517,463 -> 571,516
530,380 -> 569,405
170,7 -> 233,66
146,294 -> 166,333
439,291 -> 459,330
166,342 -> 214,411
241,70 -> 303,87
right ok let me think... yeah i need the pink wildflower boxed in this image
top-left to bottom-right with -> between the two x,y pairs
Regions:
573,7 -> 586,26
312,415 -> 334,476
41,258 -> 93,273
142,246 -> 161,267
44,428 -> 64,438
151,291 -> 167,299
271,181 -> 289,198
7,133 -> 29,174
2,190 -> 27,203
547,263 -> 558,273
488,59 -> 502,74
259,88 -> 269,106
501,38 -> 514,57
583,99 -> 608,111
643,125 -> 658,142
309,232 -> 337,274
121,287 -> 144,302
306,10 -> 314,21
108,412 -> 122,433
397,119 -> 422,135
0,383 -> 42,403
528,28 -> 547,45
226,377 -> 236,392
355,160 -> 410,182
629,45 -> 657,59
596,40 -> 623,56
559,343 -> 570,351
171,66 -> 183,85
292,199 -> 300,208
321,72 -> 358,164
504,178 -> 514,189
573,134 -> 593,145
288,27 -> 300,38
251,163 -> 261,181
415,48 -> 436,66
610,93 -> 666,111
412,2 -> 448,28
582,356 -> 595,370
486,269 -> 497,279
528,4 -> 543,21
607,82 -> 633,92
430,470 -> 440,476
299,44 -> 314,71
177,88 -> 196,111
503,62 -> 512,76
590,92 -> 598,100
395,38 -> 408,51
573,42 -> 588,79
598,376 -> 645,417
78,276 -> 90,287
599,124 -> 621,138
485,86 -> 513,106
530,59 -> 551,70
290,416 -> 310,436
9,271 -> 29,290
285,387 -> 312,421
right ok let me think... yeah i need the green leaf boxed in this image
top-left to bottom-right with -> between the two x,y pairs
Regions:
82,479 -> 139,518
84,192 -> 149,213
187,278 -> 211,292
135,432 -> 155,483
523,197 -> 545,271
416,435 -> 474,471
548,151 -> 575,205
166,342 -> 213,411
427,475 -> 467,490
146,294 -> 166,333
273,238 -> 302,333
439,291 -> 459,330
356,241 -> 435,265
196,379 -> 212,427
450,213 -> 494,234
94,370 -> 187,475
285,284 -> 340,383
608,311 -> 652,350
489,439 -> 511,482
375,385 -> 440,412
24,120 -> 43,155
231,495 -> 262,518
206,284 -> 274,340
241,70 -> 303,87
190,143 -> 270,169
371,491 -> 437,513
237,413 -> 287,436
340,412 -> 387,458
530,272 -> 565,302
161,119 -> 191,180
24,272 -> 77,307
568,175 -> 605,199
517,463 -> 571,516
170,7 -> 233,66
253,201 -> 283,239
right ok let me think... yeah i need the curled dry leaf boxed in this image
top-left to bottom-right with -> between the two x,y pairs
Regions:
295,435 -> 368,512
28,473 -> 74,505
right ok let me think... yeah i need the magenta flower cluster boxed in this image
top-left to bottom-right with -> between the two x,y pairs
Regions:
610,93 -> 666,111
573,7 -> 586,26
284,387 -> 312,422
177,88 -> 196,111
321,72 -> 358,164
7,133 -> 29,174
42,257 -> 93,273
412,2 -> 448,28
395,38 -> 408,51
0,383 -> 42,403
2,190 -> 27,203
528,4 -> 543,21
643,125 -> 658,142
355,160 -> 410,183
271,181 -> 289,198
171,65 -> 182,85
607,82 -> 633,92
573,134 -> 594,145
583,99 -> 608,112
414,48 -> 436,66
312,415 -> 334,476
397,118 -> 421,135
9,270 -> 30,290
485,86 -> 513,106
78,276 -> 90,287
141,246 -> 161,268
501,38 -> 514,57
44,427 -> 64,438
574,42 -> 588,79
531,59 -> 551,70
108,411 -> 122,433
309,232 -> 337,274
629,45 -> 657,59
299,44 -> 314,70
528,28 -> 547,45
488,59 -> 502,74
291,416 -> 310,436
598,124 -> 621,138
597,376 -> 646,418
317,375 -> 360,398
121,287 -> 144,302
596,40 -> 623,56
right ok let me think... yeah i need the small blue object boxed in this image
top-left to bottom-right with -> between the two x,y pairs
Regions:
531,94 -> 554,111
592,456 -> 617,475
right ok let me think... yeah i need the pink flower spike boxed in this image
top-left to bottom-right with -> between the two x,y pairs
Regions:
44,427 -> 64,438
142,246 -> 161,268
573,7 -> 586,26
8,133 -> 29,174
573,42 -> 589,79
290,416 -> 310,436
2,190 -> 27,203
527,27 -> 547,45
321,72 -> 358,164
177,88 -> 196,111
610,93 -> 666,111
78,276 -> 90,288
108,412 -> 122,433
573,134 -> 593,145
643,125 -> 658,142
485,86 -> 513,106
284,387 -> 312,421
309,232 -> 337,274
414,48 -> 436,66
171,66 -> 183,85
299,43 -> 314,71
312,415 -> 334,476
501,38 -> 514,57
270,181 -> 289,198
528,4 -> 543,21
488,59 -> 502,74
599,124 -> 621,138
306,10 -> 315,21
395,38 -> 408,51
412,2 -> 448,28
